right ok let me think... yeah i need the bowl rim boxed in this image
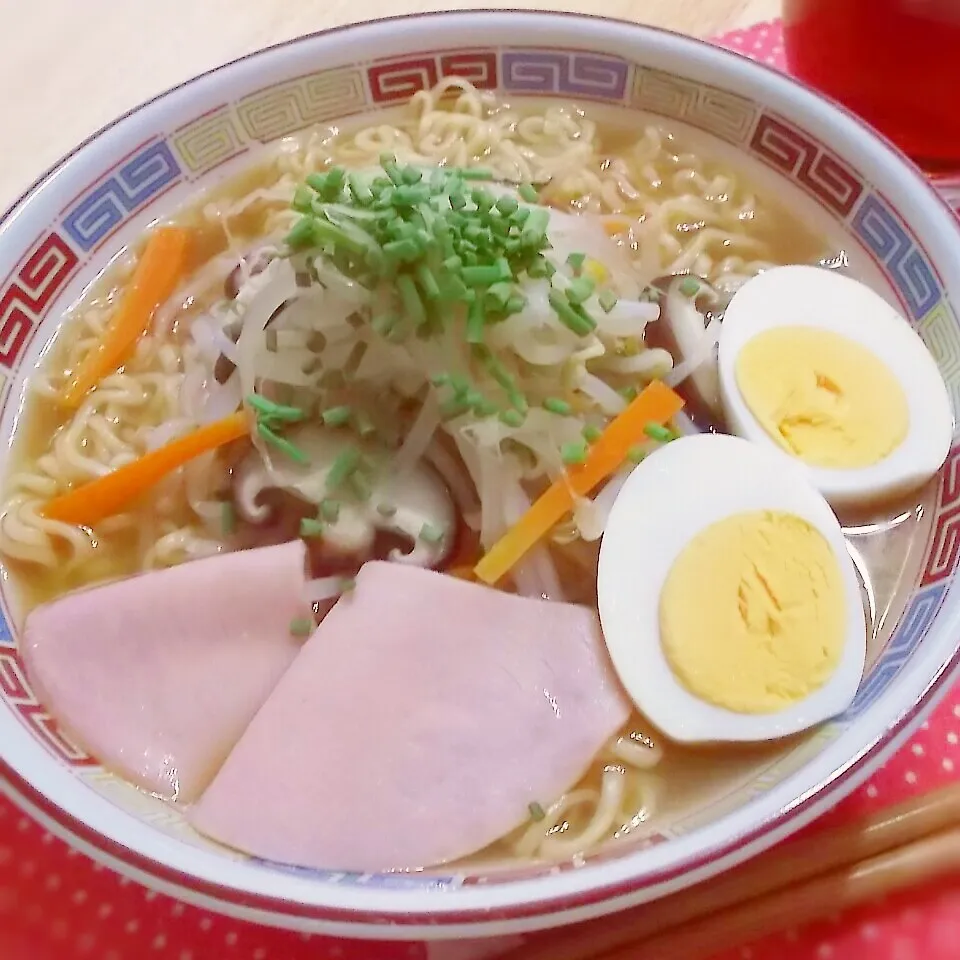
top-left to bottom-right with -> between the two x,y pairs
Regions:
2,7 -> 960,937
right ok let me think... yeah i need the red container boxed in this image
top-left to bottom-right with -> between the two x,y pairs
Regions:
782,0 -> 960,172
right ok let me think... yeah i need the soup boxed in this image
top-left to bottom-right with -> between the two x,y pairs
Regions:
0,79 -> 946,873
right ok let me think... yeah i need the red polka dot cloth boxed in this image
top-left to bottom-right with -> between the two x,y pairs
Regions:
3,19 -> 960,960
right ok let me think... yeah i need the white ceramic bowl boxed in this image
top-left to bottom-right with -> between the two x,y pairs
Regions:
2,10 -> 960,940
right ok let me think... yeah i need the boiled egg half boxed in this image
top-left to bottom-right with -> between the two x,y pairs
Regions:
717,265 -> 953,509
597,433 -> 866,744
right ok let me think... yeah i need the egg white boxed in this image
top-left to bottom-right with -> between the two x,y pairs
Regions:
717,265 -> 954,510
597,433 -> 866,744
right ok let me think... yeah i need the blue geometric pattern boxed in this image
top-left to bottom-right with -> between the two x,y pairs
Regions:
852,194 -> 941,322
842,582 -> 947,721
62,140 -> 182,252
0,606 -> 13,647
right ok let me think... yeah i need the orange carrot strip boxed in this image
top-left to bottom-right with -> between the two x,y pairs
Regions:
42,411 -> 249,527
61,226 -> 191,408
473,381 -> 684,585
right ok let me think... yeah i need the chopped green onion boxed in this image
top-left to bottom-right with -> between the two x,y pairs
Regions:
543,397 -> 572,416
289,617 -> 314,637
619,385 -> 639,402
466,297 -> 486,344
496,195 -> 519,216
566,252 -> 586,271
416,263 -> 441,301
247,394 -> 304,423
305,172 -> 328,194
566,276 -> 596,305
321,405 -> 353,427
300,517 -> 325,537
627,445 -> 647,464
461,264 -> 506,286
419,521 -> 445,544
528,801 -> 546,822
339,576 -> 356,592
561,440 -> 589,465
320,499 -> 341,522
257,422 -> 309,464
349,471 -> 373,501
460,168 -> 493,181
679,276 -> 700,296
517,183 -> 539,203
220,501 -> 235,536
430,372 -> 451,387
644,422 -> 675,443
397,274 -> 426,326
582,424 -> 602,443
355,410 -> 377,438
548,290 -> 595,336
326,446 -> 362,490
348,174 -> 373,205
285,216 -> 317,249
292,185 -> 315,213
499,409 -> 526,428
598,289 -> 618,313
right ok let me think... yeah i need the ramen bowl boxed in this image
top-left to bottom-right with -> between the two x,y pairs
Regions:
2,10 -> 960,940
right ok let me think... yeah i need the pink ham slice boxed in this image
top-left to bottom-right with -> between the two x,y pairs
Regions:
189,561 -> 631,872
23,541 -> 310,802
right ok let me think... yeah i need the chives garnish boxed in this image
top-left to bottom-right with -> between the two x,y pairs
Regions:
292,185 -> 314,213
321,405 -> 353,427
326,446 -> 362,489
348,173 -> 373,204
340,576 -> 357,592
627,444 -> 647,464
598,289 -> 618,313
644,422 -> 675,443
257,422 -> 309,464
561,440 -> 589,465
300,517 -> 325,537
582,424 -> 602,443
543,397 -> 572,416
285,216 -> 317,249
466,297 -> 486,344
528,801 -> 546,822
320,499 -> 341,522
247,394 -> 304,423
548,290 -> 595,336
496,195 -> 519,216
619,385 -> 639,402
460,168 -> 494,181
430,372 -> 451,387
461,264 -> 504,286
679,275 -> 700,296
440,396 -> 472,420
306,172 -> 328,193
220,501 -> 235,536
289,617 -> 314,637
416,263 -> 441,301
355,410 -> 377,438
517,183 -> 539,203
499,409 -> 525,428
397,274 -> 426,326
349,471 -> 373,501
566,276 -> 596,305
566,252 -> 586,271
419,521 -> 445,544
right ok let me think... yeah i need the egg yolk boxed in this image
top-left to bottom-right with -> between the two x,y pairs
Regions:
659,510 -> 845,714
734,326 -> 908,468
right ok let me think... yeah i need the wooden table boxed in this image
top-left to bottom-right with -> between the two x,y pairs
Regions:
0,0 -> 779,210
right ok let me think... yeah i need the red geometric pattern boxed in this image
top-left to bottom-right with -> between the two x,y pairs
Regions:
921,442 -> 960,586
0,648 -> 93,766
0,232 -> 78,368
367,50 -> 497,103
749,113 -> 864,218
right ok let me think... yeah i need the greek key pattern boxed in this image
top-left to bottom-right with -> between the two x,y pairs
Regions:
852,193 -> 941,322
237,67 -> 368,141
749,114 -> 864,218
254,858 -> 460,888
632,69 -> 758,144
62,139 -> 182,252
844,582 -> 948,721
921,443 -> 960,586
0,649 -> 93,766
172,107 -> 248,175
0,232 -> 78,369
367,51 -> 497,104
501,50 -> 629,101
918,302 -> 960,422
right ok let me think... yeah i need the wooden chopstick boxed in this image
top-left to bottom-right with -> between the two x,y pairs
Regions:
506,782 -> 960,960
600,827 -> 960,960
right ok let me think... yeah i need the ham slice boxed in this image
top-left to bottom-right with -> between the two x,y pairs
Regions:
189,561 -> 631,872
23,541 -> 310,802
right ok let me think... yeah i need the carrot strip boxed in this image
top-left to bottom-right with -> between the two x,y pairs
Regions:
473,381 -> 684,585
42,411 -> 249,527
61,226 -> 191,408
